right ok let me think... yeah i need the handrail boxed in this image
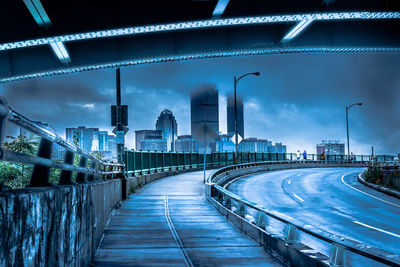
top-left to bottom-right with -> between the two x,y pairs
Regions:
0,97 -> 123,187
206,161 -> 400,266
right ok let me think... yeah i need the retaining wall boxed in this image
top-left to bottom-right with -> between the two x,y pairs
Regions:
0,167 -> 206,267
0,180 -> 121,267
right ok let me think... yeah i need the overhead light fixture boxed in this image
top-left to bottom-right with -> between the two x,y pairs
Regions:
212,0 -> 230,17
23,0 -> 51,27
50,42 -> 71,63
282,19 -> 313,42
23,0 -> 71,63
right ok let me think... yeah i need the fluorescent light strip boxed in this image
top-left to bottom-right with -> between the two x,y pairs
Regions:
282,19 -> 313,41
50,42 -> 70,63
0,12 -> 399,51
23,0 -> 51,27
213,0 -> 230,17
1,47 -> 399,83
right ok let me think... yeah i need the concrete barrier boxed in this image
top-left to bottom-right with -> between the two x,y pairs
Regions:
0,167 -> 207,267
0,180 -> 121,267
358,172 -> 400,199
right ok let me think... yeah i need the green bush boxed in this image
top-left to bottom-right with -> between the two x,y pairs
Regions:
364,163 -> 382,184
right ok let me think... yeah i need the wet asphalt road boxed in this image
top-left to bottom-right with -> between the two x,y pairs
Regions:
228,167 -> 400,255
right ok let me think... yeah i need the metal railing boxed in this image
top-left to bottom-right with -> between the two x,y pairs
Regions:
124,150 -> 374,176
0,97 -> 123,188
206,162 -> 400,266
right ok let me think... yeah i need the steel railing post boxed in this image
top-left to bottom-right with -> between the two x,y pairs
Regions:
0,97 -> 9,148
284,224 -> 297,245
87,160 -> 97,182
59,150 -> 75,185
330,243 -> 346,266
29,137 -> 53,187
76,155 -> 88,183
256,211 -> 267,229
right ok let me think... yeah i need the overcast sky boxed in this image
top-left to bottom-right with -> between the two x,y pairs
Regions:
1,52 -> 399,155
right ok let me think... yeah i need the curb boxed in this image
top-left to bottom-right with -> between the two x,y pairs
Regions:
358,172 -> 400,199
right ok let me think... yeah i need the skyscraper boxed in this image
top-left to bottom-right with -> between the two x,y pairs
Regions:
190,85 -> 219,136
227,94 -> 244,138
156,109 -> 178,151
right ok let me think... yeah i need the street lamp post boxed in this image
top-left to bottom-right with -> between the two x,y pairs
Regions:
234,72 -> 260,163
346,102 -> 362,159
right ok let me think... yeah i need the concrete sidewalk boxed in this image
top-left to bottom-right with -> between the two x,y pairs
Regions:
93,171 -> 283,266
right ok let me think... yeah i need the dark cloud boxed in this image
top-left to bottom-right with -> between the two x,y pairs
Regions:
1,53 -> 399,154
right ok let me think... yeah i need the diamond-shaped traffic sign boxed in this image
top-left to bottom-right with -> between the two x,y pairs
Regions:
231,133 -> 243,145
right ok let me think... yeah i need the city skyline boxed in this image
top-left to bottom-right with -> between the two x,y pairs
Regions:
1,53 -> 399,154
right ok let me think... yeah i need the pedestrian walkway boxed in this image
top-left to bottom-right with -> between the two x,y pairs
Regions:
93,171 -> 283,266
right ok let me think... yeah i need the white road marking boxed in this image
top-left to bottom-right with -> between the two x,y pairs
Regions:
288,180 -> 292,184
293,193 -> 304,202
353,221 -> 400,238
341,173 -> 400,208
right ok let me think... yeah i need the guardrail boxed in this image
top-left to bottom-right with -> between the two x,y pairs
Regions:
0,97 -> 123,188
206,161 -> 400,266
123,149 -> 375,176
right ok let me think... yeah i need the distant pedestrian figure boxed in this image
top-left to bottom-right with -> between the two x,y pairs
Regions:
296,150 -> 301,160
303,150 -> 307,160
321,152 -> 326,161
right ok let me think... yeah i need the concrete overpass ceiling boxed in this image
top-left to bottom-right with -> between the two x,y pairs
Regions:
2,0 -> 399,43
0,0 -> 399,83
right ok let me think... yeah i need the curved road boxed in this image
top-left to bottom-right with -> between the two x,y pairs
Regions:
228,167 -> 400,255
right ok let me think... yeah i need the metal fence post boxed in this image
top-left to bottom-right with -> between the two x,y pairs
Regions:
236,202 -> 246,217
330,243 -> 346,266
284,224 -> 297,245
29,138 -> 53,187
76,155 -> 88,183
87,161 -> 97,182
256,211 -> 267,229
0,97 -> 9,148
59,150 -> 75,185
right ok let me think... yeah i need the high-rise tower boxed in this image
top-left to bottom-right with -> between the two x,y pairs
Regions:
190,85 -> 219,136
155,109 -> 178,151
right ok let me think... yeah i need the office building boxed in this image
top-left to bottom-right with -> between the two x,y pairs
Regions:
255,139 -> 271,153
270,142 -> 287,153
66,126 -> 99,152
238,138 -> 257,152
108,135 -> 117,158
238,138 -> 286,153
190,85 -> 219,138
156,109 -> 178,152
92,131 -> 109,151
175,135 -> 198,153
227,94 -> 244,138
140,139 -> 168,152
316,140 -> 345,155
216,134 -> 235,152
135,130 -> 167,151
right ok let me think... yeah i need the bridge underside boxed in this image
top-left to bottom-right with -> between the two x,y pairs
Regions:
1,18 -> 399,83
1,0 -> 399,83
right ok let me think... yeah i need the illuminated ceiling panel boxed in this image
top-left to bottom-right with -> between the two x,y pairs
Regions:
212,0 -> 230,17
282,19 -> 313,42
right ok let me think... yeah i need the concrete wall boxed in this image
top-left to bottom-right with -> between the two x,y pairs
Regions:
0,167 -> 208,267
0,180 -> 121,267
